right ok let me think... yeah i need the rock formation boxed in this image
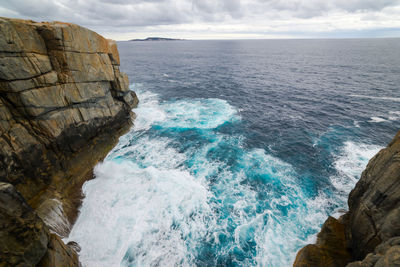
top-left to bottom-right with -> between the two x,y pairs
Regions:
294,131 -> 400,267
0,17 -> 138,266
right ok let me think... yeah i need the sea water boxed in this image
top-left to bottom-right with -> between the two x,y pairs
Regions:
67,39 -> 400,266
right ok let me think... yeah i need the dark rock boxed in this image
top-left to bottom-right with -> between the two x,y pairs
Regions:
346,237 -> 400,267
67,241 -> 81,253
0,182 -> 49,266
294,131 -> 400,266
0,17 -> 139,267
347,131 -> 400,260
37,234 -> 80,267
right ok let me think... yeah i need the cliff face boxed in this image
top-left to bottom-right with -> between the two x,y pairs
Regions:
0,17 -> 138,266
0,182 -> 79,266
294,131 -> 400,267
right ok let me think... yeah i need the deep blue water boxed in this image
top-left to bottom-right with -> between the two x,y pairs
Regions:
68,39 -> 400,266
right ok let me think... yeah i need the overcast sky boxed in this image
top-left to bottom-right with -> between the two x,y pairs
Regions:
1,0 -> 399,40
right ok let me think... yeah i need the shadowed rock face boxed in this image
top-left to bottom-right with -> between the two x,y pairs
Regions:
294,131 -> 400,267
347,132 -> 400,260
0,182 -> 49,266
0,182 -> 79,267
346,237 -> 400,267
0,17 -> 138,266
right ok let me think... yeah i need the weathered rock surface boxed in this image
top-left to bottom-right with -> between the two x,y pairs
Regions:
294,216 -> 351,267
36,234 -> 79,267
347,132 -> 400,260
0,17 -> 138,266
0,182 -> 49,266
294,131 -> 400,267
346,237 -> 400,267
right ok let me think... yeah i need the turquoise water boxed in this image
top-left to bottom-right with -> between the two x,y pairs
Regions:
67,39 -> 400,266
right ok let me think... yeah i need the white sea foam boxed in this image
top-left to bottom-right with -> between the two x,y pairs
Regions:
369,116 -> 387,123
330,141 -> 382,195
158,99 -> 239,129
388,111 -> 400,121
254,189 -> 334,266
234,149 -> 333,266
66,89 -> 230,266
68,88 -> 383,267
131,90 -> 166,131
350,94 -> 400,102
67,156 -> 213,266
367,111 -> 400,123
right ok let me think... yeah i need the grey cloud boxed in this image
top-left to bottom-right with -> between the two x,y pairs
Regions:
250,0 -> 400,18
190,0 -> 243,21
1,0 -> 64,18
332,0 -> 399,12
0,0 -> 399,31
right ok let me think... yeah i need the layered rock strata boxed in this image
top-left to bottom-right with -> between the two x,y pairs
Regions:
294,131 -> 400,267
0,17 -> 138,266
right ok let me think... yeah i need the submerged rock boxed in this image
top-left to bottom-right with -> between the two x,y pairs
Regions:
294,131 -> 400,266
0,17 -> 138,266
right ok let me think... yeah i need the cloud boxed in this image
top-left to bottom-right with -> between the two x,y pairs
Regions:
0,0 -> 399,39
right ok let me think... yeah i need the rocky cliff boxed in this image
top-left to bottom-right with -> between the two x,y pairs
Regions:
0,17 -> 138,266
294,131 -> 400,267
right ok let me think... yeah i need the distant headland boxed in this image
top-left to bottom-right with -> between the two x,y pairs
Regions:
130,37 -> 184,41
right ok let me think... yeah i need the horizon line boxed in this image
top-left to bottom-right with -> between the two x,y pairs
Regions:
117,36 -> 400,42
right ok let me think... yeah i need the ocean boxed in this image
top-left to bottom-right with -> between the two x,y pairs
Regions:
67,39 -> 400,266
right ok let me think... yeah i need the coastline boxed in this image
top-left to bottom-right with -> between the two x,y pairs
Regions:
0,16 -> 399,267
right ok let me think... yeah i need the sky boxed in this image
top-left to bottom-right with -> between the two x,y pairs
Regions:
0,0 -> 399,40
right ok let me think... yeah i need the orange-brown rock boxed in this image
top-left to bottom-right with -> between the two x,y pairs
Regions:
0,17 -> 138,266
294,216 -> 351,267
37,234 -> 80,267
